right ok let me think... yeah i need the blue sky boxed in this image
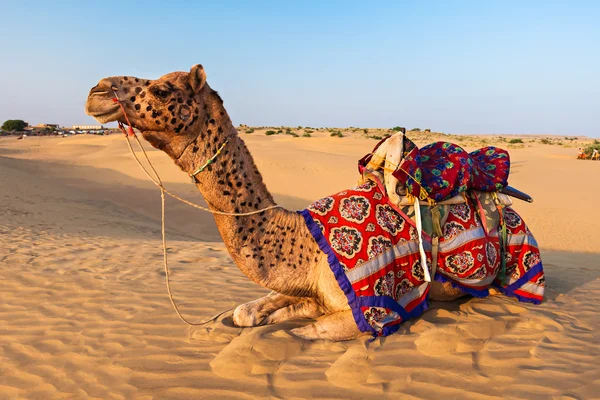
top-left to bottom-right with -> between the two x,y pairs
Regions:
1,0 -> 598,136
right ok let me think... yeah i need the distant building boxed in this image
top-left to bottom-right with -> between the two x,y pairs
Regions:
72,125 -> 104,130
34,124 -> 59,129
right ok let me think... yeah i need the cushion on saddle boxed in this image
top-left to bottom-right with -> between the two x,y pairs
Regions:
300,178 -> 545,337
360,138 -> 510,202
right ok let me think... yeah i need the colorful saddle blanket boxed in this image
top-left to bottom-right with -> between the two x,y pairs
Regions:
300,179 -> 545,337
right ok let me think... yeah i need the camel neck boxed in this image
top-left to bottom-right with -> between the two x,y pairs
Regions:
173,95 -> 319,297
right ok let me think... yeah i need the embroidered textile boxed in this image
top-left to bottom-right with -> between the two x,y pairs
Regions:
301,179 -> 544,336
359,138 -> 510,202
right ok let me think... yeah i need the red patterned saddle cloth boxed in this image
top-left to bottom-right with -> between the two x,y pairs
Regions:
300,179 -> 545,337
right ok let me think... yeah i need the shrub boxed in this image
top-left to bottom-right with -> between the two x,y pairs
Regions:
410,128 -> 421,132
392,126 -> 403,132
304,129 -> 314,134
540,138 -> 551,144
370,135 -> 383,140
424,128 -> 431,133
286,131 -> 299,137
1,119 -> 27,131
302,133 -> 312,138
363,129 -> 369,134
509,138 -> 524,144
330,131 -> 343,138
265,130 -> 277,136
582,140 -> 600,156
245,128 -> 254,134
276,129 -> 283,134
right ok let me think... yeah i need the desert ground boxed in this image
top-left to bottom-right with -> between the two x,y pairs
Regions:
1,131 -> 599,399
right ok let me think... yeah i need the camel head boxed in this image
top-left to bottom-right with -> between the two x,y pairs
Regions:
85,64 -> 216,159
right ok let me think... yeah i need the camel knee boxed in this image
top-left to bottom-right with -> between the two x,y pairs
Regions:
233,303 -> 265,327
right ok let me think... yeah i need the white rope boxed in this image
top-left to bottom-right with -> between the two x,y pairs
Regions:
413,198 -> 432,282
125,135 -> 283,217
124,134 -> 281,326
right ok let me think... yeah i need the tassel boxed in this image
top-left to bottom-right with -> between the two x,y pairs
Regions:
431,204 -> 443,238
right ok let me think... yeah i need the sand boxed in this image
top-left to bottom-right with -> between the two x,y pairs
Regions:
0,133 -> 599,399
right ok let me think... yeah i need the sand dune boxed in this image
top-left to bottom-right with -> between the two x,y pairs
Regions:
1,134 -> 599,399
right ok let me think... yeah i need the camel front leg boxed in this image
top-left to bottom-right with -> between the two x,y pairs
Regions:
290,310 -> 367,341
263,298 -> 324,324
233,292 -> 303,327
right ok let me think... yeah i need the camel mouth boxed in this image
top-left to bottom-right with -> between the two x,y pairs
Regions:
85,91 -> 123,124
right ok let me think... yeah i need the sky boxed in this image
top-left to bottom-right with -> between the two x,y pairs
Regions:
0,0 -> 598,136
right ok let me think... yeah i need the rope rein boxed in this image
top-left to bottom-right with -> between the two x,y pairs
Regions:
112,91 -> 282,326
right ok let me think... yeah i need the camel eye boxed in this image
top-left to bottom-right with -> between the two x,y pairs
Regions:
152,87 -> 170,98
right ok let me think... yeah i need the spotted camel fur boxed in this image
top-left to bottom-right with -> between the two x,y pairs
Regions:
85,64 -> 465,341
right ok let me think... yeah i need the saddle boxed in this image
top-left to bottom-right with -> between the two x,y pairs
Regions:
357,129 -> 533,282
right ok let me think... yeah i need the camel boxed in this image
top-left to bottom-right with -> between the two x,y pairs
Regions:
85,65 -> 538,341
578,148 -> 590,160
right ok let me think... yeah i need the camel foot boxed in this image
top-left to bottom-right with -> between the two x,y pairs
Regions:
290,310 -> 366,341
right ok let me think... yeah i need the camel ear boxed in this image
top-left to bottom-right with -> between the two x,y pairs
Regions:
189,64 -> 206,93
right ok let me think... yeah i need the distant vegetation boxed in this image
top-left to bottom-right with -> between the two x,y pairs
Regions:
330,131 -> 343,138
583,139 -> 600,156
2,119 -> 27,131
265,130 -> 277,136
509,138 -> 524,144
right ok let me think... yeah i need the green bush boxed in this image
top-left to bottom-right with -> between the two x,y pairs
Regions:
330,131 -> 343,138
392,126 -> 404,132
265,130 -> 277,136
583,140 -> 600,156
410,128 -> 421,132
304,129 -> 314,134
370,135 -> 383,140
303,133 -> 312,137
540,138 -> 551,144
509,138 -> 524,144
1,119 -> 27,131
245,128 -> 254,134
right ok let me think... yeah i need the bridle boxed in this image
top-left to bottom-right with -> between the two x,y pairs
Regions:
110,89 -> 280,326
